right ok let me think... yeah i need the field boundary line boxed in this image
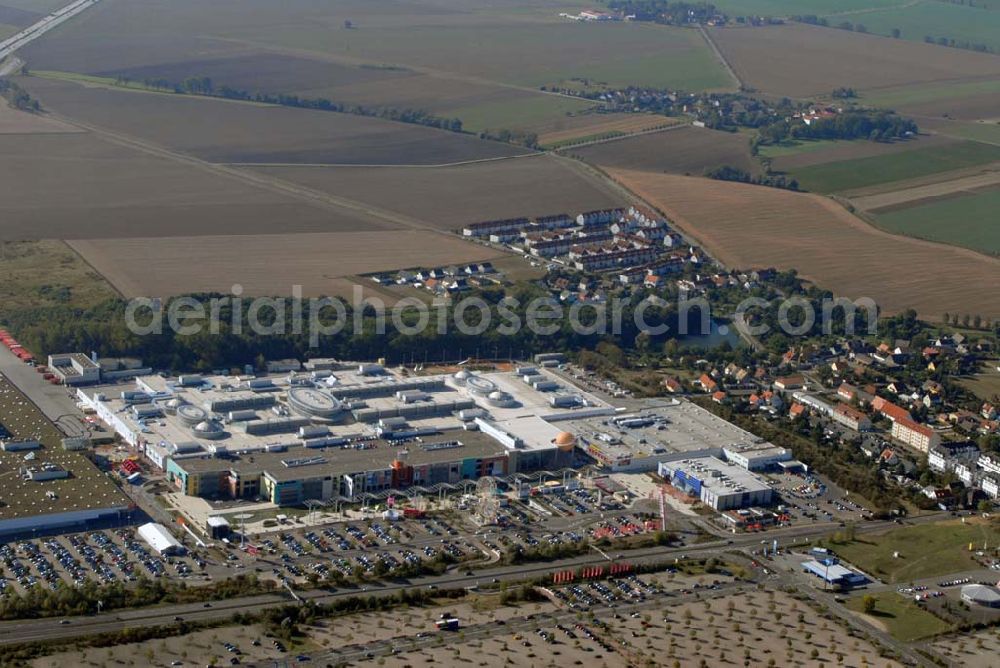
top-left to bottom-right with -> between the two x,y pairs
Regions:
208,36 -> 598,104
699,26 -> 742,90
43,110 -> 467,236
219,151 -> 543,169
551,122 -> 691,151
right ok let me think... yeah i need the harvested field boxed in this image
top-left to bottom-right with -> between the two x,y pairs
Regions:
607,168 -> 1000,318
852,170 -> 1000,212
574,125 -> 759,175
0,102 -> 81,134
69,231 -> 507,300
538,114 -> 679,148
21,76 -> 528,165
100,53 -> 411,96
765,134 -> 956,171
0,132 -> 388,240
709,23 -> 1000,97
251,155 -> 623,231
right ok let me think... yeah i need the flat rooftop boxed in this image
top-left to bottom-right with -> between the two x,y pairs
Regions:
563,400 -> 764,462
664,456 -> 771,495
88,365 -> 613,456
175,429 -> 508,481
0,375 -> 129,520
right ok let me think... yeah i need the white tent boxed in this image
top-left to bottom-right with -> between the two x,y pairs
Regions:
137,522 -> 184,555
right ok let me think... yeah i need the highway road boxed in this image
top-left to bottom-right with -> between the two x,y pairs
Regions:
0,513 -> 945,647
0,0 -> 99,62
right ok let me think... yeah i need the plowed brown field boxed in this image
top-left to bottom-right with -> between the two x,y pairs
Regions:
608,169 -> 1000,319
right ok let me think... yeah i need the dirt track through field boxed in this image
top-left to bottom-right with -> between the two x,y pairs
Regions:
607,169 -> 1000,319
853,170 -> 1000,212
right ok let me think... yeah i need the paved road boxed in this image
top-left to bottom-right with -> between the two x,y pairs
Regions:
0,514 -> 942,646
0,0 -> 99,61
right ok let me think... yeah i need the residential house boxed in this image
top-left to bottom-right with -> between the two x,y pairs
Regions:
698,374 -> 718,393
662,377 -> 683,394
872,396 -> 912,423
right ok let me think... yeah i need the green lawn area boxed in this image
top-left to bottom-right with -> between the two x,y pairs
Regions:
828,519 -> 1000,584
959,365 -> 1000,402
846,592 -> 952,642
790,140 -> 1000,193
874,188 -> 1000,255
442,95 -> 596,134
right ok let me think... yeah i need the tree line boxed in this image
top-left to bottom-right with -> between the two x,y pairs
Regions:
115,75 -> 539,149
704,165 -> 799,191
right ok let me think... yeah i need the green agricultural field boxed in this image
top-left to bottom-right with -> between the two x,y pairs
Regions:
243,21 -> 734,91
0,23 -> 19,40
874,188 -> 1000,255
845,592 -> 952,642
759,138 -> 848,158
862,79 -> 1000,110
931,120 -> 1000,147
790,141 -> 1000,193
442,94 -> 596,134
828,519 -> 1000,584
712,0 -> 905,16
843,0 -> 1000,53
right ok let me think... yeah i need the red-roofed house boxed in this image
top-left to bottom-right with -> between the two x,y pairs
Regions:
872,396 -> 912,423
698,374 -> 718,393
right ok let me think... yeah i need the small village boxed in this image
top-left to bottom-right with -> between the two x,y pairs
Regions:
671,331 -> 1000,512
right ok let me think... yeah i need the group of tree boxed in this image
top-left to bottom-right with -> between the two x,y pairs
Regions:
0,78 -> 41,112
605,0 -> 719,24
758,111 -> 917,145
0,573 -> 271,620
831,87 -> 857,99
704,164 -> 799,190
